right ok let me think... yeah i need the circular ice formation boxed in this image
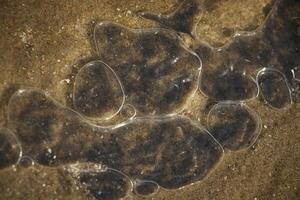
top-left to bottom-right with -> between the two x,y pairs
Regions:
256,68 -> 292,109
7,88 -> 62,145
73,60 -> 125,120
0,128 -> 22,169
93,22 -> 201,115
207,101 -> 262,151
78,168 -> 132,200
133,179 -> 159,197
19,156 -> 35,168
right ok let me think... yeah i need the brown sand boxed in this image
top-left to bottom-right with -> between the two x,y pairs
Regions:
0,0 -> 299,199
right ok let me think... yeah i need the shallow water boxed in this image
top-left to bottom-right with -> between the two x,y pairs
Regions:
0,0 -> 299,200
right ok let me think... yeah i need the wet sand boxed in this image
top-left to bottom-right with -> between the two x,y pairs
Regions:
0,0 -> 299,199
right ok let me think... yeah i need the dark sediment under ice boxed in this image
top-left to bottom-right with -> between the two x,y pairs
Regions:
74,167 -> 132,200
73,60 -> 125,120
196,50 -> 259,101
195,0 -> 300,103
257,68 -> 292,109
7,88 -> 224,190
133,179 -> 159,197
207,101 -> 262,151
1,1 -> 300,200
0,127 -> 21,169
93,22 -> 201,116
138,0 -> 203,35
